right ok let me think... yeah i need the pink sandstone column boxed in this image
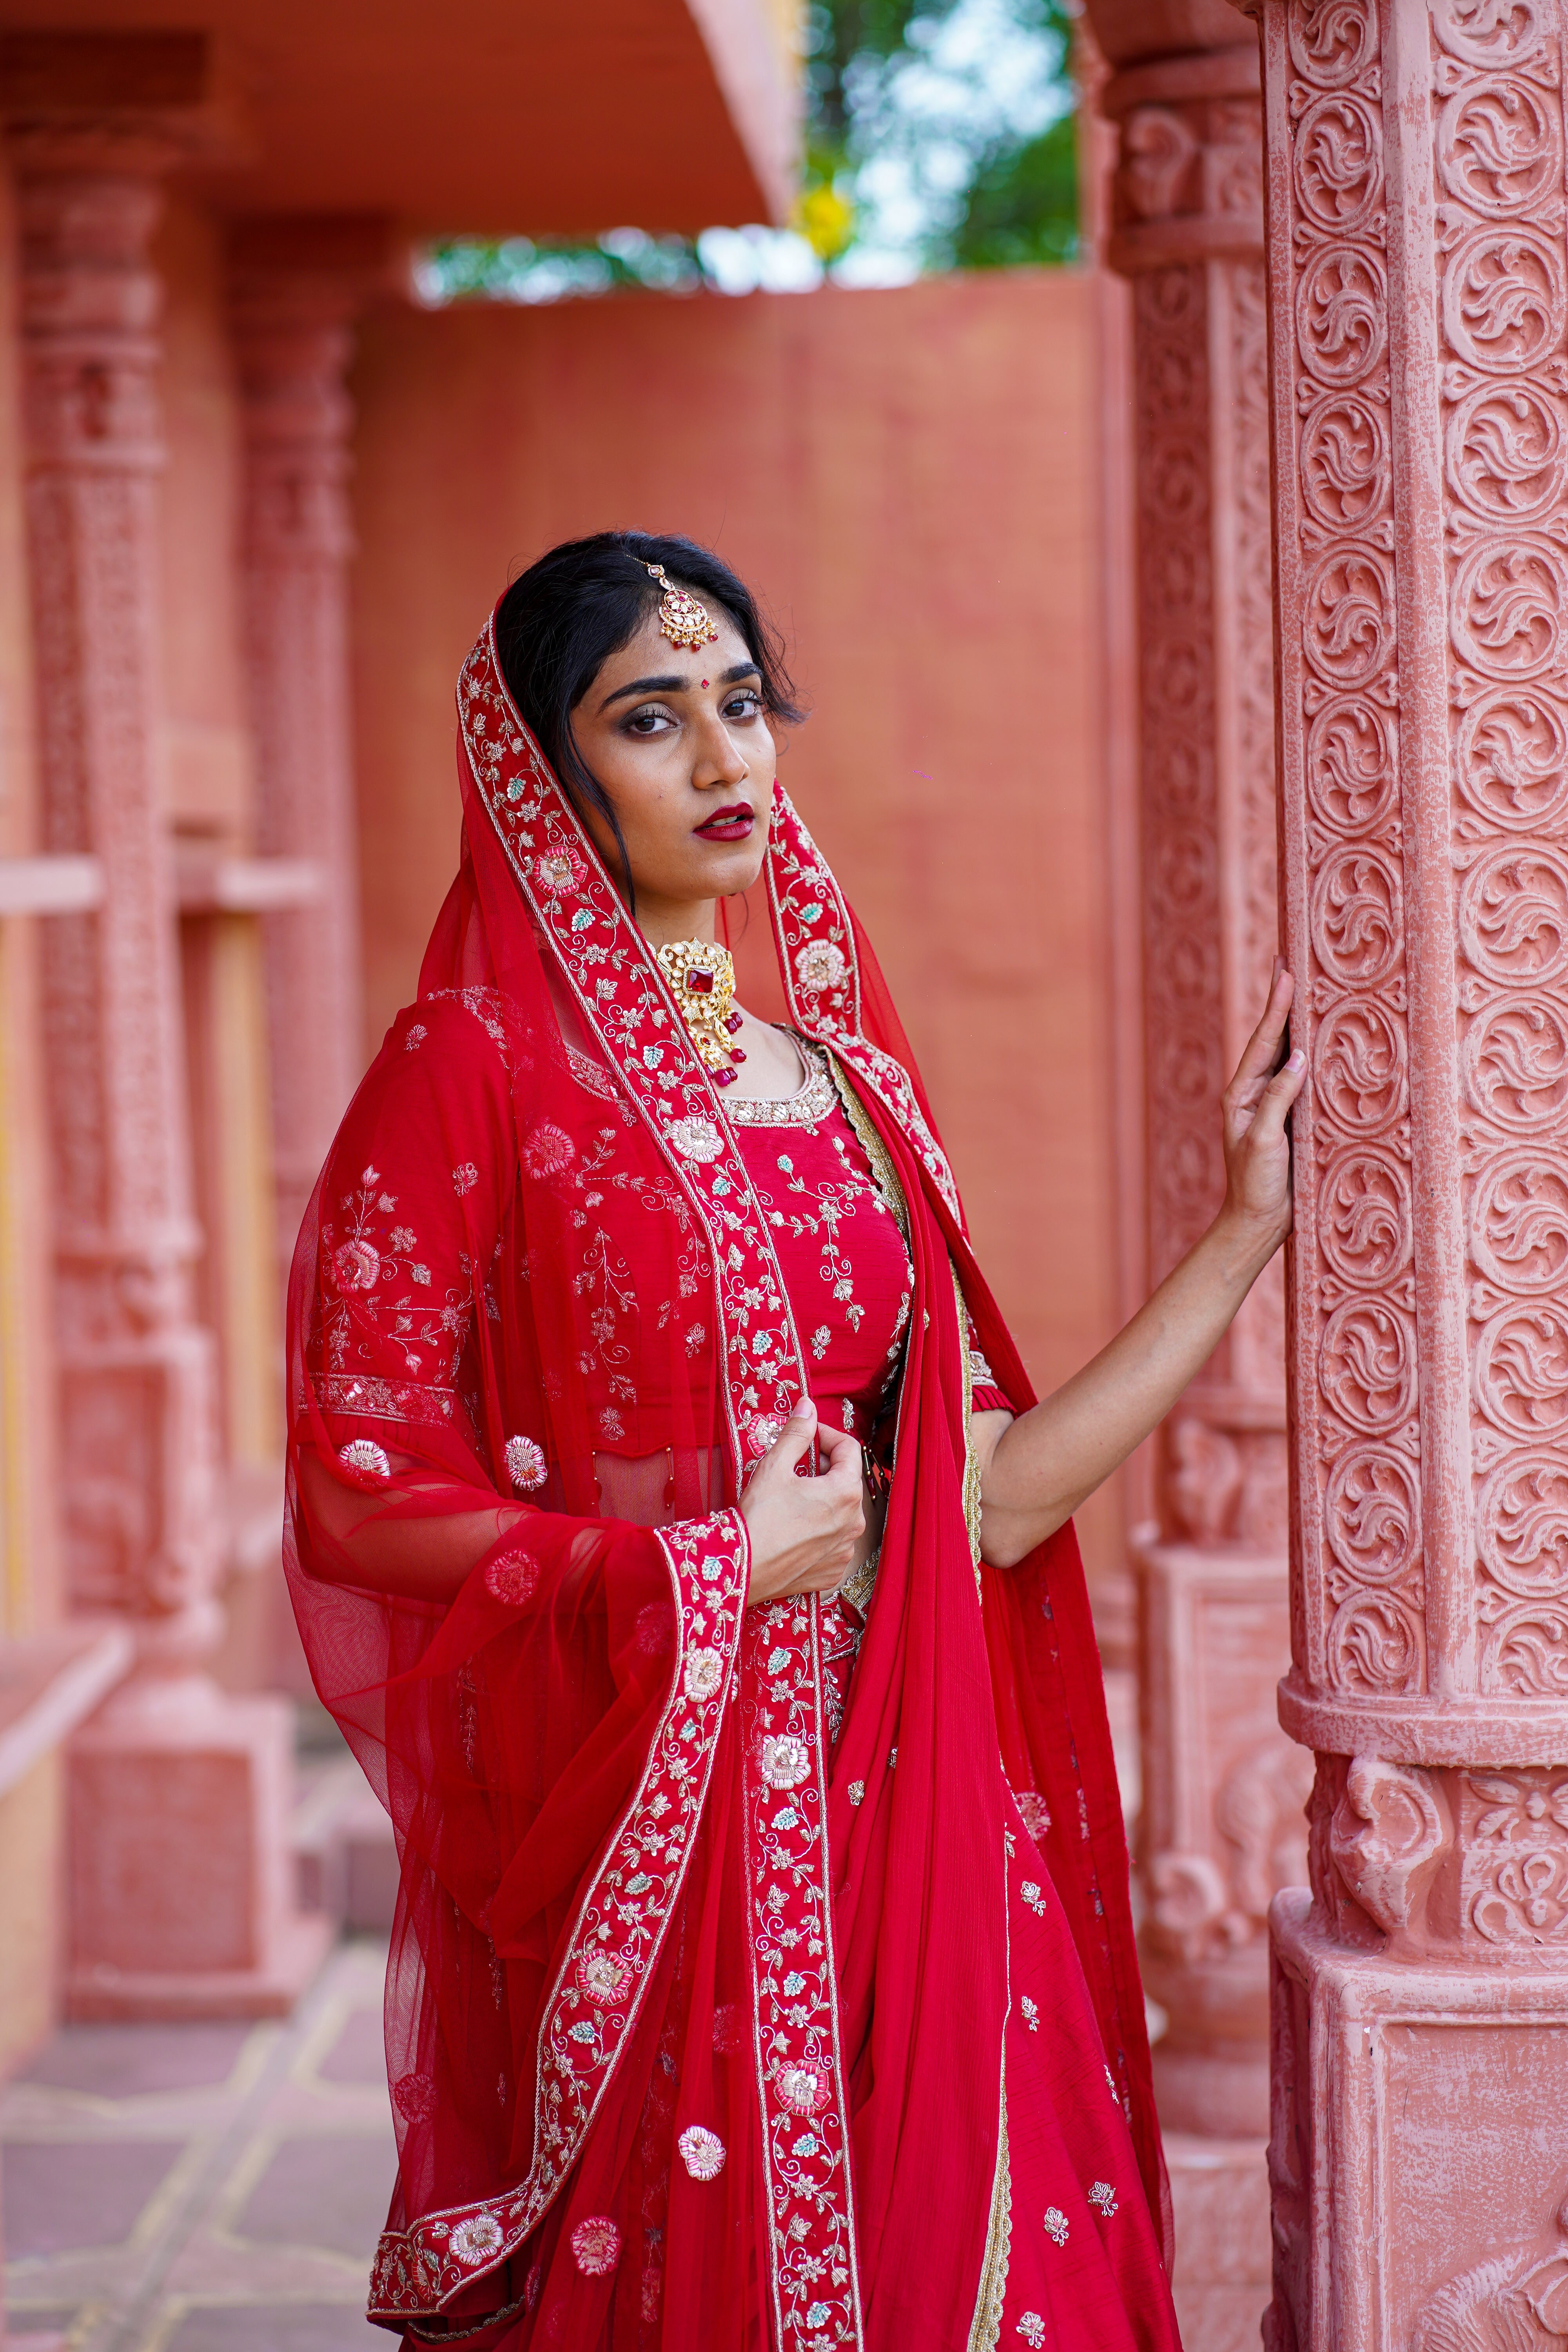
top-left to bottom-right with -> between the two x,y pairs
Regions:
230,229 -> 370,1288
1250,0 -> 1568,2336
1087,6 -> 1307,2330
14,134 -> 327,2015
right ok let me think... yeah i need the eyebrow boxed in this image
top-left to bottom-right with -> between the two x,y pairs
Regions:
596,661 -> 760,712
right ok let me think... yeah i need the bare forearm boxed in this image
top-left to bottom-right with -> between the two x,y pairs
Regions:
977,1207 -> 1281,1567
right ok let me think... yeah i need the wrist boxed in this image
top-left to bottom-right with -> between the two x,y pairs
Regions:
1207,1198 -> 1287,1283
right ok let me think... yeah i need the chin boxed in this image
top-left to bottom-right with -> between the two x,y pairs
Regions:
686,841 -> 768,897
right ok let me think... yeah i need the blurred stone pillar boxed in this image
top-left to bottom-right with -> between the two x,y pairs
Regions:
229,220 -> 379,1290
9,47 -> 328,2013
1086,4 -> 1305,2335
1250,0 -> 1568,2339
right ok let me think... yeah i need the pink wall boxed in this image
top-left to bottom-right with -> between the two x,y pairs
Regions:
348,272 -> 1122,1588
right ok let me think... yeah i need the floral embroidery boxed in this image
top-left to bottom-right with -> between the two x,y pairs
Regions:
1015,1789 -> 1051,1840
369,1512 -> 748,2323
744,1412 -> 785,1458
684,1647 -> 725,1701
1089,2180 -> 1118,2219
1044,2207 -> 1069,2247
759,1734 -> 811,1789
535,848 -> 584,892
678,2125 -> 727,2181
333,1238 -> 380,1291
485,1553 -> 538,1606
1020,1880 -> 1047,1917
795,939 -> 849,993
847,1780 -> 866,1806
393,2072 -> 435,2122
338,1439 -> 391,1483
450,2212 -> 505,2265
504,1434 -> 547,1491
404,1023 -> 428,1050
666,1115 -> 725,1161
773,2060 -> 831,2116
1018,2318 -> 1045,2348
577,1949 -> 634,2006
452,1163 -> 478,1196
571,2216 -> 621,2276
1020,1996 -> 1039,2032
521,1122 -> 575,1178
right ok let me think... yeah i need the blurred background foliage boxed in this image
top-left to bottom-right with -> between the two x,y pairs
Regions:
419,0 -> 1079,304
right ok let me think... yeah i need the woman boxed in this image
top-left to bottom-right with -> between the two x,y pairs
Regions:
287,532 -> 1303,2352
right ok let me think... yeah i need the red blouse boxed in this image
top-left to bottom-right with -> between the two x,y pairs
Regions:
726,1038 -> 1016,1432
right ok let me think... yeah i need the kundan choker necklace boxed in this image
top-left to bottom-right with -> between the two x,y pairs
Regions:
656,938 -> 747,1086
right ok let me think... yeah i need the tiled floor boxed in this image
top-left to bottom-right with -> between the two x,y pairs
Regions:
2,1941 -> 394,2352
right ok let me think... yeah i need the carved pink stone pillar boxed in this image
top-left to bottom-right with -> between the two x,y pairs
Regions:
1085,5 -> 1317,2330
1250,0 -> 1568,2339
1087,10 -> 1310,2327
230,233 -> 368,1287
15,136 -> 327,2014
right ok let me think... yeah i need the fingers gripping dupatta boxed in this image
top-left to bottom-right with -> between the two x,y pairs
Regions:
285,609 -> 1165,2350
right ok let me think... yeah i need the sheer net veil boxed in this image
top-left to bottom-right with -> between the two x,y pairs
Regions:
284,599 -> 1169,2347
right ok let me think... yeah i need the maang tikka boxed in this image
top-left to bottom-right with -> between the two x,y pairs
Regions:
639,560 -> 719,653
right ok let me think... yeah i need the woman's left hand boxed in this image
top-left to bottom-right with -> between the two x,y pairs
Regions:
1218,958 -> 1306,1250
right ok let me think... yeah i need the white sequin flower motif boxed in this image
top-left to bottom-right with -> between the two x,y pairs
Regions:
1020,1995 -> 1039,2032
1018,2319 -> 1046,2349
666,1116 -> 724,1163
1016,1789 -> 1051,1839
332,1238 -> 380,1291
485,1554 -> 538,1606
449,2212 -> 505,2266
795,939 -> 849,993
1089,2180 -> 1119,2219
1044,2206 -> 1069,2247
773,2061 -> 830,2117
684,1647 -> 725,1702
759,1735 -> 811,1791
677,2125 -> 727,2181
338,1439 -> 391,1483
1020,1880 -> 1048,1917
571,2216 -> 621,2276
847,1780 -> 866,1808
505,1434 -> 547,1492
576,1949 -> 633,2007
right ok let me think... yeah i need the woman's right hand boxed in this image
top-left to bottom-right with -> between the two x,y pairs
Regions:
739,1398 -> 864,1608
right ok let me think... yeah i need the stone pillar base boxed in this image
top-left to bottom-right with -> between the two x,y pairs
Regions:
65,1674 -> 331,2020
1166,2131 -> 1270,2352
1269,1889 -> 1568,2352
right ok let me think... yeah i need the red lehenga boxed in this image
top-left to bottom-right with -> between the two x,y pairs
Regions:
285,610 -> 1183,2352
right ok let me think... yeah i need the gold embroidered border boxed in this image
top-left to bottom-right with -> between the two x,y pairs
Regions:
967,2062 -> 1011,2352
827,1054 -> 911,1244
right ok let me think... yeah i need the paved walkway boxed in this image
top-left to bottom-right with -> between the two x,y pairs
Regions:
2,1941 -> 392,2352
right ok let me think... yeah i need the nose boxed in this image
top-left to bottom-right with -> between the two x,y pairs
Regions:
693,706 -> 750,789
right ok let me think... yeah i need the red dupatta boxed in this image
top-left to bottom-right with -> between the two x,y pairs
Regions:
285,608 -> 1166,2350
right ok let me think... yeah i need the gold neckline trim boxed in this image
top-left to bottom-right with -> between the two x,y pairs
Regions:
721,1036 -> 837,1127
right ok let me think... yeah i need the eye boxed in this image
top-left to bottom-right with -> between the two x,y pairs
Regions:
624,704 -> 675,737
724,691 -> 762,720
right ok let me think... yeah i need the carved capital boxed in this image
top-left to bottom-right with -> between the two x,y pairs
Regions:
1328,1755 -> 1445,1936
1311,1756 -> 1568,1960
1101,50 -> 1263,272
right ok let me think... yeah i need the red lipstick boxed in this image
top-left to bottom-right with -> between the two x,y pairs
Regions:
695,804 -> 755,842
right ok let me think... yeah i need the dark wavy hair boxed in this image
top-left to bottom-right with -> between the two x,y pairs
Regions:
494,531 -> 803,910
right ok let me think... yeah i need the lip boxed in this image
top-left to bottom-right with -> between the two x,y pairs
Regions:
694,804 -> 755,841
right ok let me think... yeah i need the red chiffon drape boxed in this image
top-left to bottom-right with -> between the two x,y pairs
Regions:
284,608 -> 1175,2350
